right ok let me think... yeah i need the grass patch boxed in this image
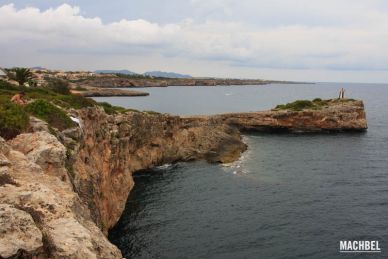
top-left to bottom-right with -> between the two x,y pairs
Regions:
98,102 -> 129,114
0,80 -> 19,91
73,86 -> 87,91
25,99 -> 75,130
275,98 -> 330,111
143,110 -> 161,115
0,99 -> 29,139
0,82 -> 141,138
46,78 -> 71,95
98,102 -> 140,114
0,80 -> 96,110
55,94 -> 96,109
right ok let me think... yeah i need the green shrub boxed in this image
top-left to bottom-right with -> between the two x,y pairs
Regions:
312,98 -> 329,107
98,102 -> 127,114
275,98 -> 331,111
143,110 -> 161,115
0,99 -> 29,139
126,108 -> 140,113
25,99 -> 75,130
46,79 -> 70,95
56,95 -> 96,109
275,100 -> 315,111
74,86 -> 87,91
0,80 -> 18,91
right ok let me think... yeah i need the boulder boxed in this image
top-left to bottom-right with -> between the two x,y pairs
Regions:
0,204 -> 43,258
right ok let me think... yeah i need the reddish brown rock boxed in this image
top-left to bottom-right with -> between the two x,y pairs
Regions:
0,98 -> 367,258
184,99 -> 367,133
71,87 -> 149,97
70,108 -> 246,233
0,136 -> 122,258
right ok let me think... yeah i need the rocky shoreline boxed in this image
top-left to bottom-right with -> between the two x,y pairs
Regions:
78,77 -> 304,88
71,87 -> 149,97
184,99 -> 368,133
0,99 -> 367,258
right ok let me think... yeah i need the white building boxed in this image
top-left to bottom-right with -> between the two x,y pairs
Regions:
0,68 -> 7,78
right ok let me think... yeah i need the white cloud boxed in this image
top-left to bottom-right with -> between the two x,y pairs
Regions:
0,2 -> 388,82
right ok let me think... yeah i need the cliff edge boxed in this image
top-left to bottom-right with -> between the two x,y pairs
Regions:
0,108 -> 246,258
184,99 -> 368,133
0,99 -> 367,258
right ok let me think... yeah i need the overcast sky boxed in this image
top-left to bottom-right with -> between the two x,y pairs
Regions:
1,1 -> 388,83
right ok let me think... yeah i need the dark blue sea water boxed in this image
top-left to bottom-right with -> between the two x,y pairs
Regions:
105,83 -> 388,258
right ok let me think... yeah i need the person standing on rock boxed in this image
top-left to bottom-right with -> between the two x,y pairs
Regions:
338,88 -> 345,99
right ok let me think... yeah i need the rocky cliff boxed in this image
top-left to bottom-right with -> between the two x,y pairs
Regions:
0,108 -> 246,258
70,108 -> 246,234
0,133 -> 122,258
0,99 -> 367,258
184,99 -> 368,133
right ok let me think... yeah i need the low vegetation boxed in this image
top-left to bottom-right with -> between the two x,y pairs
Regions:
46,78 -> 71,95
98,102 -> 133,114
74,86 -> 87,91
0,98 -> 29,139
275,98 -> 330,111
114,73 -> 152,79
143,110 -> 161,115
25,99 -> 75,130
0,80 -> 90,139
0,79 -> 156,139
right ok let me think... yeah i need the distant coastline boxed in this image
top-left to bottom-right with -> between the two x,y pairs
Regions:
77,75 -> 312,89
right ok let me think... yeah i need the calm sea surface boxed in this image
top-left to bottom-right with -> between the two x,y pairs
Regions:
104,83 -> 388,258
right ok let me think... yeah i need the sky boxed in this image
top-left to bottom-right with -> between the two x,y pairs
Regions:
1,1 -> 388,83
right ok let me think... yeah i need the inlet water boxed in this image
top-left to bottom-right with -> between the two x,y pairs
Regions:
106,83 -> 388,258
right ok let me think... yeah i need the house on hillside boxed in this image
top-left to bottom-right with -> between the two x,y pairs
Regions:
0,68 -> 7,79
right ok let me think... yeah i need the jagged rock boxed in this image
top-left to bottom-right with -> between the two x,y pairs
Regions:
9,132 -> 69,182
29,116 -> 49,133
0,153 -> 11,166
73,87 -> 149,97
0,99 -> 367,258
184,99 -> 368,133
0,204 -> 43,258
0,133 -> 122,258
72,107 -> 247,233
0,137 -> 10,155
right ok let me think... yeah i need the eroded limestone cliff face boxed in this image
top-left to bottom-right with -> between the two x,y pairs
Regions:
70,108 -> 246,234
184,100 -> 368,133
0,133 -> 122,258
0,100 -> 367,258
0,108 -> 246,258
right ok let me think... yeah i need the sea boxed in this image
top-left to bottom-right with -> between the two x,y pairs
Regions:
93,82 -> 388,258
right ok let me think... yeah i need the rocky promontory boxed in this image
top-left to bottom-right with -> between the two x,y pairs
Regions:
0,108 -> 246,258
184,99 -> 368,133
71,87 -> 149,97
0,98 -> 367,258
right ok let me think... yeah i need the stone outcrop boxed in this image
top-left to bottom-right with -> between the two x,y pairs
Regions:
184,99 -> 368,133
71,87 -> 149,97
0,135 -> 122,258
70,108 -> 246,234
0,108 -> 246,258
0,99 -> 367,258
0,204 -> 43,258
